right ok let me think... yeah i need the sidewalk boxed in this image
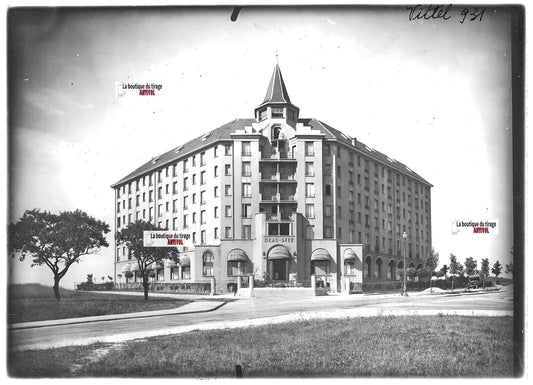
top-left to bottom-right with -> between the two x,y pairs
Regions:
9,300 -> 226,330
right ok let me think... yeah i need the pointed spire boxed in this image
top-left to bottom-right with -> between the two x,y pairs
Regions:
260,64 -> 292,106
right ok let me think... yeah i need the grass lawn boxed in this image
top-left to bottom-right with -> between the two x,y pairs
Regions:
8,315 -> 514,377
8,283 -> 190,323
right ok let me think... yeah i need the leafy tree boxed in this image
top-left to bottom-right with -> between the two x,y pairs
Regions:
449,254 -> 464,292
416,267 -> 431,282
425,248 -> 440,274
406,267 -> 417,281
86,274 -> 95,284
505,261 -> 513,276
116,220 -> 179,300
9,209 -> 110,300
439,264 -> 449,276
480,258 -> 490,288
464,257 -> 478,276
492,260 -> 502,278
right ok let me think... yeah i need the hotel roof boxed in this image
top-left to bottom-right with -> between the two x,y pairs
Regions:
111,117 -> 432,188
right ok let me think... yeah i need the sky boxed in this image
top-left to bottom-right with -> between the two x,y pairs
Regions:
7,5 -> 516,289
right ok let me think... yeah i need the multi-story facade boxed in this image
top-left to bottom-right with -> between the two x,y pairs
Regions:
111,64 -> 432,293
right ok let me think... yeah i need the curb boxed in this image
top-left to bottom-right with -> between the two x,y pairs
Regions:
9,301 -> 226,330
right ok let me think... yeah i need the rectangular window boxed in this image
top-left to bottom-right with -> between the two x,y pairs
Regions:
325,164 -> 332,176
305,204 -> 315,218
272,107 -> 284,118
183,214 -> 188,228
201,210 -> 206,224
200,171 -> 206,185
324,144 -> 330,156
242,225 -> 252,239
225,205 -> 232,217
225,185 -> 232,196
183,196 -> 188,210
214,227 -> 219,239
225,164 -> 231,175
214,207 -> 219,218
214,146 -> 218,157
173,181 -> 177,194
201,191 -> 206,205
305,142 -> 314,156
165,202 -> 169,212
325,205 -> 332,217
242,162 -> 251,177
173,217 -> 177,230
183,160 -> 188,173
200,152 -> 205,166
242,142 -> 251,156
225,144 -> 231,155
214,186 -> 219,197
225,227 -> 232,238
324,226 -> 332,238
305,162 -> 314,176
325,184 -> 332,196
192,174 -> 196,185
214,166 -> 219,177
183,178 -> 188,191
305,183 -> 315,198
242,183 -> 252,198
192,212 -> 197,224
242,204 -> 252,218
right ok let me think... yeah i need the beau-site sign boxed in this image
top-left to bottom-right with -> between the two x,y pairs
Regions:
143,231 -> 194,247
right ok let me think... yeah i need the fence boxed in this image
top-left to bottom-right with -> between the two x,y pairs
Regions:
115,282 -> 211,295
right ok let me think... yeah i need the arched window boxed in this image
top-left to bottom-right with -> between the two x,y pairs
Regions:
202,251 -> 214,276
397,261 -> 404,281
375,258 -> 383,279
388,260 -> 396,280
364,256 -> 372,278
272,126 -> 281,140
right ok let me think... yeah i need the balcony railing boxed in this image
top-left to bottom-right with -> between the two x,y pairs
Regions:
260,173 -> 297,182
260,152 -> 297,161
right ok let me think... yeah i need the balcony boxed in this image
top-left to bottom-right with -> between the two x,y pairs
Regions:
260,152 -> 297,162
260,173 -> 297,183
266,213 -> 295,222
260,193 -> 297,204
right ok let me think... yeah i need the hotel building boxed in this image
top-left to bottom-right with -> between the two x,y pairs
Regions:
111,64 -> 432,293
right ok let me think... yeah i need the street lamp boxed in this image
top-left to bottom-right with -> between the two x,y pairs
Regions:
402,231 -> 408,296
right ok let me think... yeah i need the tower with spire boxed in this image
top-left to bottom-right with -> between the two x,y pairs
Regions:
254,64 -> 300,128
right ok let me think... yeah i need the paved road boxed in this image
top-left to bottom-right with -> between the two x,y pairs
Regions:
9,287 -> 513,351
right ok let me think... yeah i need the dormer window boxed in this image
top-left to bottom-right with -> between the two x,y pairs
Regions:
259,109 -> 268,121
271,107 -> 284,118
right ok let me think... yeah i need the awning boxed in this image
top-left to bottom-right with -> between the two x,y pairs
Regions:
311,248 -> 331,261
178,256 -> 190,266
121,263 -> 131,273
343,249 -> 357,261
227,249 -> 249,262
165,259 -> 177,268
268,245 -> 291,260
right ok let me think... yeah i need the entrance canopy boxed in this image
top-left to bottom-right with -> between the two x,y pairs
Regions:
268,245 -> 291,260
227,249 -> 249,262
343,248 -> 358,261
311,248 -> 331,261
